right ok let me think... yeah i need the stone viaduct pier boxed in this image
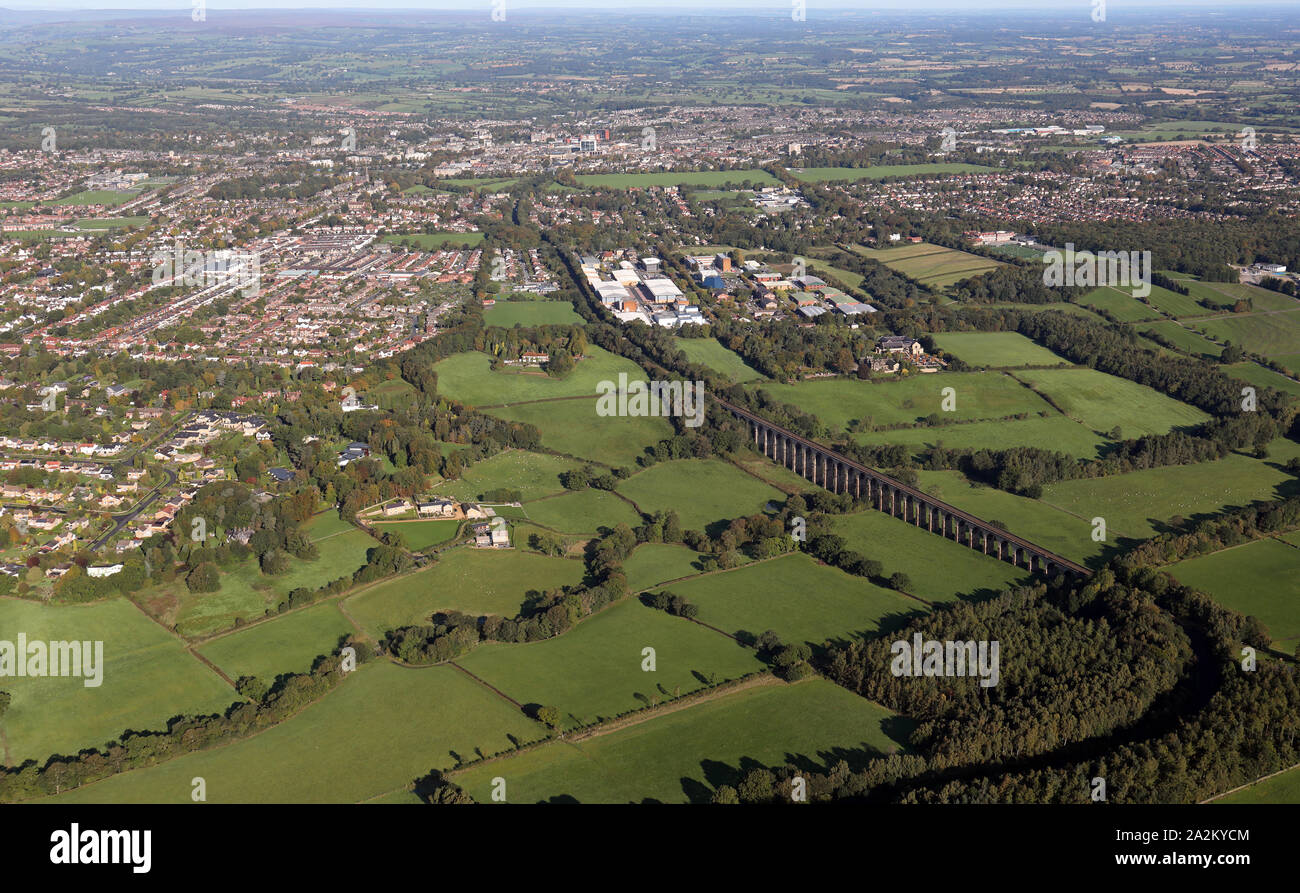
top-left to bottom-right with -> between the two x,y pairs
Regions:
716,398 -> 1090,579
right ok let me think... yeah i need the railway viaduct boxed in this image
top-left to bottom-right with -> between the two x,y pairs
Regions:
715,397 -> 1091,580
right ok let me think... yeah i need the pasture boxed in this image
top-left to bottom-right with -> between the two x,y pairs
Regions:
674,337 -> 765,382
1137,321 -> 1223,359
519,489 -> 642,534
1225,363 -> 1300,399
829,510 -> 1031,603
450,679 -> 908,803
0,598 -> 234,766
622,543 -> 712,592
455,599 -> 765,730
1170,537 -> 1300,644
198,602 -> 357,683
483,396 -> 673,466
368,518 -> 462,551
1041,441 -> 1300,540
431,345 -> 646,406
1078,287 -> 1163,322
344,547 -> 586,636
48,663 -> 543,803
1215,766 -> 1300,804
616,458 -> 785,532
436,449 -> 575,502
932,331 -> 1069,368
852,241 -> 1003,288
853,414 -> 1109,460
1191,311 -> 1300,362
667,552 -> 923,646
1010,367 -> 1210,437
751,372 -> 1053,433
915,470 -> 1107,566
158,524 -> 378,638
483,301 -> 582,327
381,232 -> 484,249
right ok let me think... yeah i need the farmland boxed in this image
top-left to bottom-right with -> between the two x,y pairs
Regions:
47,663 -> 543,803
482,396 -> 672,466
829,510 -> 1031,603
436,449 -> 575,502
198,602 -> 357,683
674,337 -> 765,382
344,548 -> 586,636
139,520 -> 379,638
1040,439 -> 1300,540
482,300 -> 583,327
454,599 -> 765,730
616,458 -> 785,531
431,345 -> 646,406
518,488 -> 642,534
1009,367 -> 1210,437
1169,537 -> 1300,644
667,552 -> 924,645
852,241 -> 1003,288
750,372 -> 1053,433
0,598 -> 234,766
853,414 -> 1110,460
450,679 -> 907,803
932,332 -> 1069,368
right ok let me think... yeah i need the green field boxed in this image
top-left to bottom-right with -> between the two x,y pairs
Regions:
852,241 -> 1003,288
1078,287 -> 1163,322
575,169 -> 778,189
1142,283 -> 1208,318
53,189 -> 138,207
1011,367 -> 1210,437
1215,765 -> 1300,804
674,337 -> 765,382
483,301 -> 582,327
853,414 -> 1110,460
0,598 -> 234,765
1041,440 -> 1300,541
830,511 -> 1031,603
368,518 -> 462,550
76,216 -> 149,230
432,345 -> 646,406
670,552 -> 923,645
483,396 -> 673,466
48,663 -> 543,803
751,372 -> 1053,433
1190,311 -> 1300,364
157,521 -> 379,637
381,231 -> 484,249
1137,320 -> 1224,359
198,602 -> 357,683
790,164 -> 995,183
520,489 -> 642,533
622,543 -> 712,592
1225,362 -> 1300,399
345,547 -> 586,636
1182,278 -> 1300,313
436,449 -> 576,502
455,599 -> 765,730
916,470 -> 1107,566
932,332 -> 1070,368
617,458 -> 784,532
1169,537 -> 1300,643
451,679 -> 907,803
